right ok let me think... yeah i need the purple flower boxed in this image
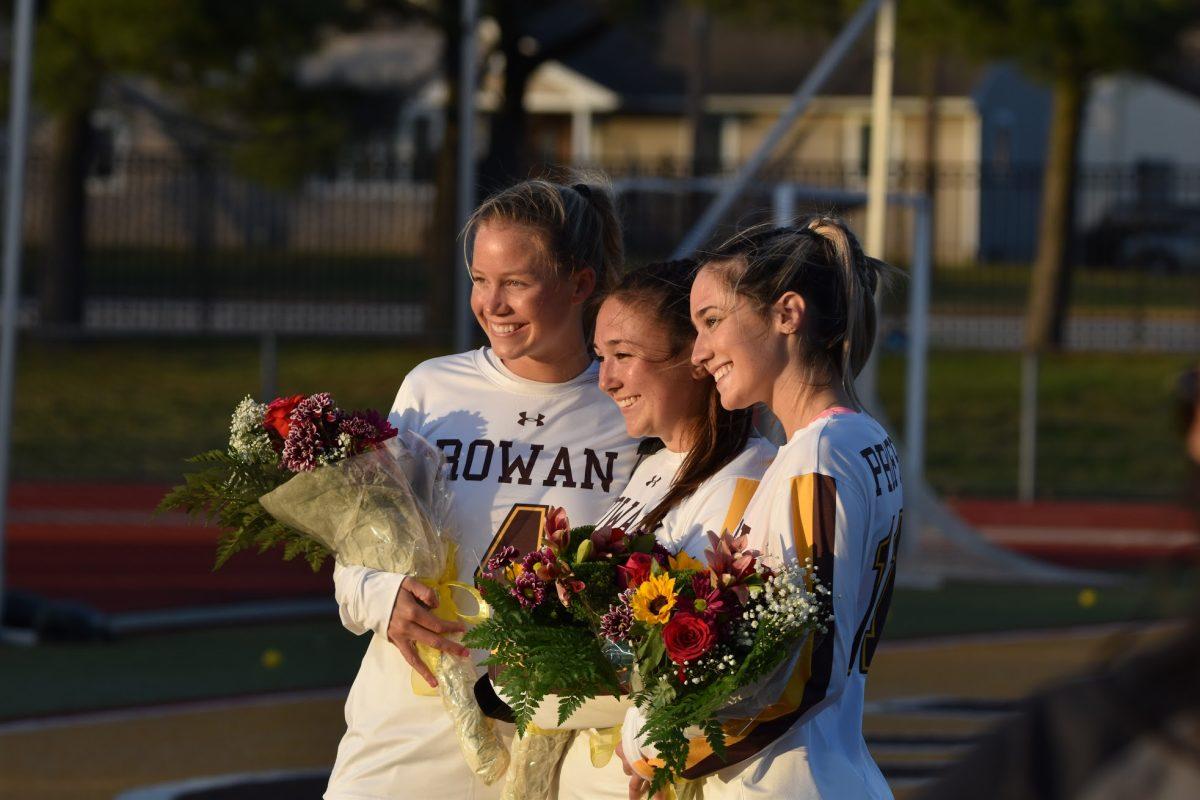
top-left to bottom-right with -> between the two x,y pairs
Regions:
600,602 -> 633,642
521,547 -> 566,582
339,409 -> 398,454
484,545 -> 520,577
293,392 -> 336,425
281,419 -> 321,472
280,393 -> 339,472
512,571 -> 547,610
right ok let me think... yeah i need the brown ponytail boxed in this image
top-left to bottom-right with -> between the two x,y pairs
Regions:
596,259 -> 754,534
705,216 -> 893,409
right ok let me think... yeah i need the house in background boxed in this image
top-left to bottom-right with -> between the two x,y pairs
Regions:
974,62 -> 1200,263
27,6 -> 1200,267
374,6 -> 1199,266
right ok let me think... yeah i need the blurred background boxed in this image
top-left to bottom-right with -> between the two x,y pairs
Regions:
0,1 -> 1197,798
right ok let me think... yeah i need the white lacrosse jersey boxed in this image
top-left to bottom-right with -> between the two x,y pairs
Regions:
593,438 -> 777,553
624,409 -> 903,800
326,348 -> 638,800
557,437 -> 776,800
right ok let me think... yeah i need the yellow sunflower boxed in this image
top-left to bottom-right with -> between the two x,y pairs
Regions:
667,550 -> 706,572
630,572 -> 678,625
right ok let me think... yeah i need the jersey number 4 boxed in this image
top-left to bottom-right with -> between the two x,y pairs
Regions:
475,503 -> 549,579
848,511 -> 903,675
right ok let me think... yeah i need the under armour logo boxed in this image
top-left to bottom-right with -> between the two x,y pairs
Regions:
518,412 -> 546,427
645,475 -> 663,487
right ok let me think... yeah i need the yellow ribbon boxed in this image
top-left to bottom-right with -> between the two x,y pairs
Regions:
410,542 -> 490,696
632,758 -> 705,799
587,725 -> 623,768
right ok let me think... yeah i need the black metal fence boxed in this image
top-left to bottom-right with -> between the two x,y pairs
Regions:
9,154 -> 1200,305
4,153 -> 1196,500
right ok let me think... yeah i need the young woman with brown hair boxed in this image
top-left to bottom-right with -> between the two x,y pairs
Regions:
619,217 -> 902,799
553,258 -> 777,799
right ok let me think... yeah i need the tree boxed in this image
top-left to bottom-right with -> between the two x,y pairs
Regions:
18,0 -> 369,326
922,0 -> 1198,351
478,1 -> 611,189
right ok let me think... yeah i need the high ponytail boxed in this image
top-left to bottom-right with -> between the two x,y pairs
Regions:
464,172 -> 624,291
704,215 -> 893,409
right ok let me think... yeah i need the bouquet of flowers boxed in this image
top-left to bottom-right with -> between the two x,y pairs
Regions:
160,393 -> 509,784
159,394 -> 397,570
465,508 -> 679,799
606,530 -> 830,795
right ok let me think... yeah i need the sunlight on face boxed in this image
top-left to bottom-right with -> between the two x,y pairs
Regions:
689,266 -> 779,411
593,297 -> 708,450
469,222 -> 591,382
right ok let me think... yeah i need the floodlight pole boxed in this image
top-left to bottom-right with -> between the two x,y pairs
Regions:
671,0 -> 883,258
857,0 -> 896,405
454,0 -> 478,352
0,0 -> 37,630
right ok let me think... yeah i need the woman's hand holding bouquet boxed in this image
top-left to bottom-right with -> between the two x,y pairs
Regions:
160,392 -> 508,784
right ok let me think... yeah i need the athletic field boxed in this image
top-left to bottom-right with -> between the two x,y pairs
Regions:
3,480 -> 1196,798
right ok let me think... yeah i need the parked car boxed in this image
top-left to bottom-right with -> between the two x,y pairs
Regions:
1083,203 -> 1200,272
1117,223 -> 1200,273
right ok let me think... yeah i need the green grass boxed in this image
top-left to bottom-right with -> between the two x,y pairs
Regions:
3,572 -> 1194,719
12,338 -> 442,481
0,619 -> 368,719
882,264 -> 1200,316
876,351 -> 1195,499
886,569 -> 1198,640
6,339 -> 1194,499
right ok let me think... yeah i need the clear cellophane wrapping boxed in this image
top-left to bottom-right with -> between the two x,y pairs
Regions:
258,431 -> 509,784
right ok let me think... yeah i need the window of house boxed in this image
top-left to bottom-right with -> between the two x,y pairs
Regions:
87,111 -> 128,191
859,123 -> 871,176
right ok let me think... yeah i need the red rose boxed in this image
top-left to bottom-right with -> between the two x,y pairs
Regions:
662,612 -> 717,664
264,394 -> 305,440
618,552 -> 654,590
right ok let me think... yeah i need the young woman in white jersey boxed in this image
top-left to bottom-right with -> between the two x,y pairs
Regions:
619,218 -> 902,799
325,178 -> 641,800
552,259 -> 776,800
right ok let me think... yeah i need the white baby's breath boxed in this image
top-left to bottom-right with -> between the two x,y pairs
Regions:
228,396 -> 275,466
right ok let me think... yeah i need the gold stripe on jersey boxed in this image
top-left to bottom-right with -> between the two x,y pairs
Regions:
680,472 -> 839,780
474,503 -> 548,579
720,477 -> 760,535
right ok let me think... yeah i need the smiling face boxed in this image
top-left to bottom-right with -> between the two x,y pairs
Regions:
689,265 -> 787,411
594,297 -> 709,450
469,221 -> 595,382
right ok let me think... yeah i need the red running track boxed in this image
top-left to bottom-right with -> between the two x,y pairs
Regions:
6,483 -> 330,613
4,484 -> 1198,613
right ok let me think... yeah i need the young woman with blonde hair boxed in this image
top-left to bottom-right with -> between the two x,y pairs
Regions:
325,177 -> 641,800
